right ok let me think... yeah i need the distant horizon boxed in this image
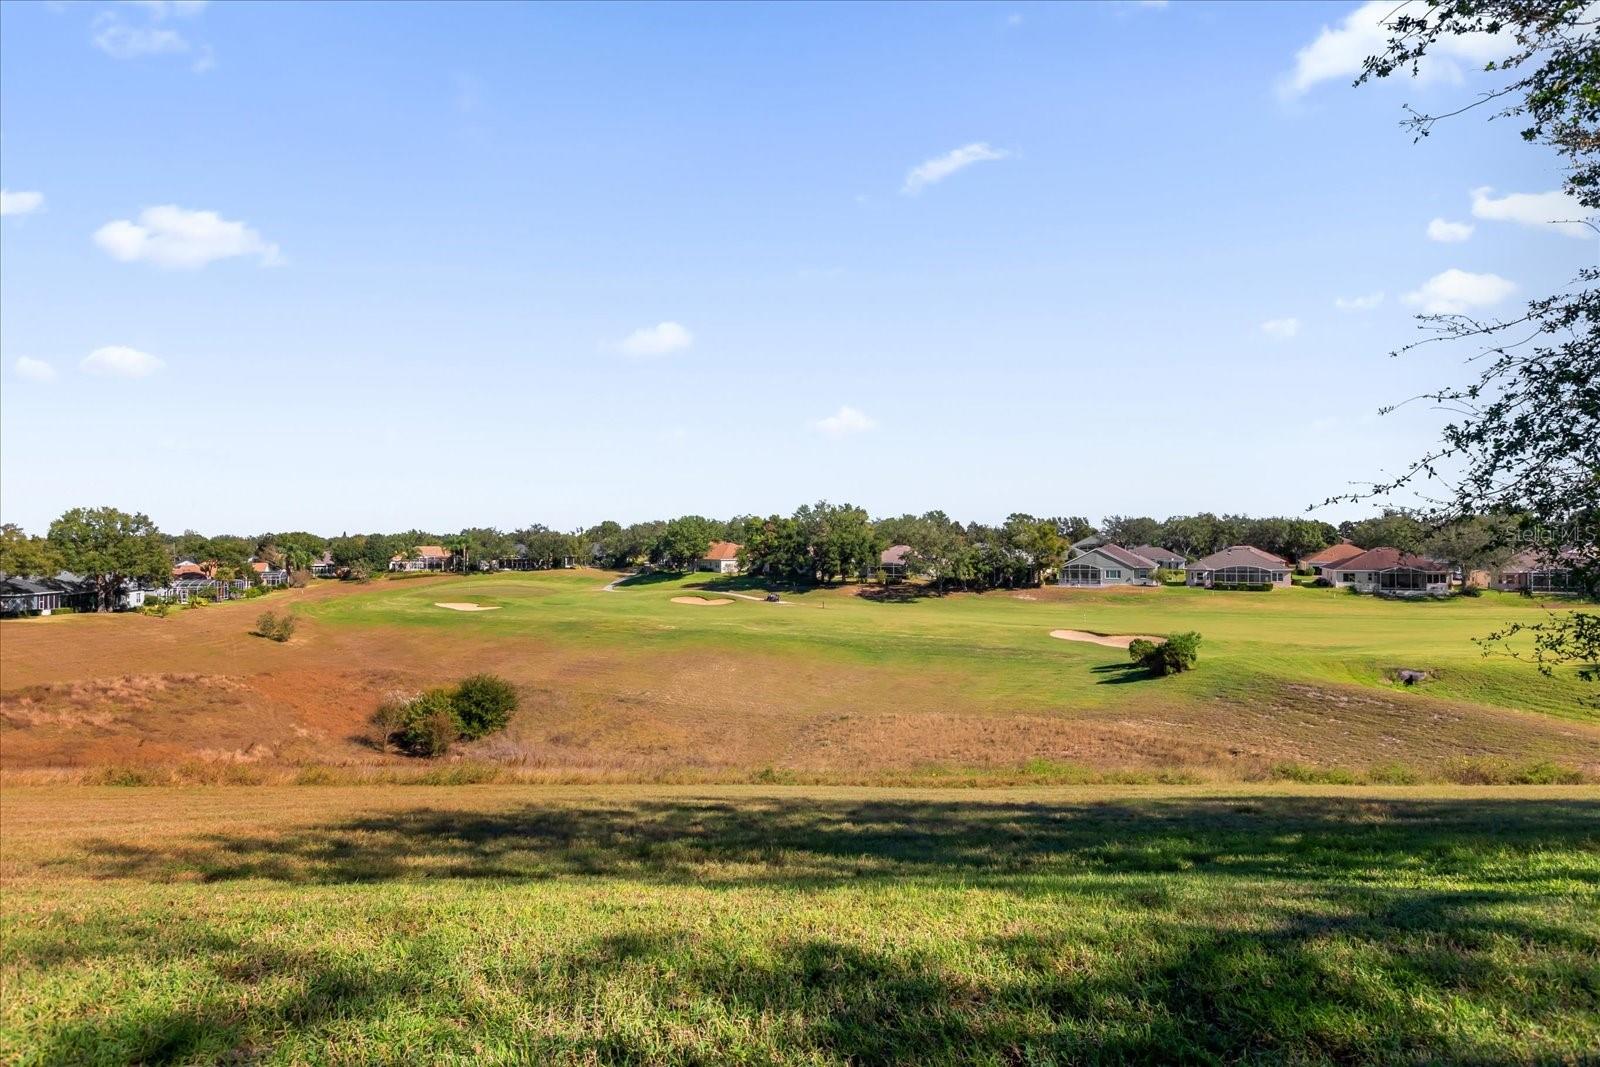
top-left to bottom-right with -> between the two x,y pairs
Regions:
3,2 -> 1584,533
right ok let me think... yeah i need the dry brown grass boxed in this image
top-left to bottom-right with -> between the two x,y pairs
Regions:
2,574 -> 1596,783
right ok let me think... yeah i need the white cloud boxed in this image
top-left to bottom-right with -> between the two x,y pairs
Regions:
14,357 -> 57,383
901,142 -> 1010,195
616,321 -> 693,357
1334,291 -> 1384,311
0,189 -> 45,217
81,345 -> 165,378
94,205 -> 282,269
1004,13 -> 1023,27
92,3 -> 212,67
1403,269 -> 1515,314
1470,187 -> 1593,238
126,0 -> 210,18
92,12 -> 188,58
813,405 -> 877,437
1280,0 -> 1511,97
1260,317 -> 1301,339
1426,217 -> 1473,242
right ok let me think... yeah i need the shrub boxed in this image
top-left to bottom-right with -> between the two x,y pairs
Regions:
1140,631 -> 1201,676
1459,583 -> 1483,597
254,610 -> 298,642
389,689 -> 461,757
243,586 -> 267,600
451,673 -> 519,739
288,568 -> 313,588
1127,638 -> 1157,663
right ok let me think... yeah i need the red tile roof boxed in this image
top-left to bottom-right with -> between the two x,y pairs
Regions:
703,541 -> 742,562
1333,547 -> 1448,573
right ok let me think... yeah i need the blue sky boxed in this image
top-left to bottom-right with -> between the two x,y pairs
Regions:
1,0 -> 1589,535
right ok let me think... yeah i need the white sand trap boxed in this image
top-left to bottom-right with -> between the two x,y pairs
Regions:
435,602 -> 501,612
671,596 -> 735,606
1049,629 -> 1163,649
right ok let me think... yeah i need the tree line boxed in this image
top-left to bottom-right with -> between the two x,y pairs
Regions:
5,501 -> 1562,612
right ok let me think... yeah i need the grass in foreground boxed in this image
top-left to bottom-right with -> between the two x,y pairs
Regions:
2,784 -> 1597,1064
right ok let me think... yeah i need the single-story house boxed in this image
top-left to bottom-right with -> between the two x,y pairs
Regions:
251,560 -> 289,586
172,560 -> 212,580
1490,549 -> 1585,595
0,573 -> 97,616
1186,546 -> 1292,588
1301,542 -> 1365,576
390,545 -> 453,571
1058,544 -> 1156,587
1130,545 -> 1186,572
1325,547 -> 1451,595
311,551 -> 339,578
698,541 -> 743,574
881,544 -> 912,579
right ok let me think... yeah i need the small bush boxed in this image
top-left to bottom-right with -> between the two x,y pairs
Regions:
1459,583 -> 1483,597
451,673 -> 520,739
243,586 -> 267,600
1365,762 -> 1422,785
1127,638 -> 1157,663
390,689 -> 461,757
254,610 -> 298,642
1140,631 -> 1201,676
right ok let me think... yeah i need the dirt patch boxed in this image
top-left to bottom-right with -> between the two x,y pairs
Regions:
434,603 -> 500,612
1049,629 -> 1165,649
671,596 -> 735,606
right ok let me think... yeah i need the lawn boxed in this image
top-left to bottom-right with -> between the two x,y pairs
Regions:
2,784 -> 1596,1064
303,570 -> 1596,719
3,569 -> 1595,782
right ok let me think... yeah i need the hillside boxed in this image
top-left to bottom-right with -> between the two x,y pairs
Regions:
2,570 -> 1594,782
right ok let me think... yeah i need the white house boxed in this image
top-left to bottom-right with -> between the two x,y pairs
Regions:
698,541 -> 742,574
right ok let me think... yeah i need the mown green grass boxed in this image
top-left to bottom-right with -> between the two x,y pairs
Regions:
2,785 -> 1596,1065
302,570 -> 1596,720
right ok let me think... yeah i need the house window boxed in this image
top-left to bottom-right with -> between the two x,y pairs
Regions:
1061,564 -> 1102,585
1105,569 -> 1121,580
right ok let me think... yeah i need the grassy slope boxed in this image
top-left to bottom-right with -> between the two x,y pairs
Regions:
304,570 -> 1595,720
2,784 -> 1596,1064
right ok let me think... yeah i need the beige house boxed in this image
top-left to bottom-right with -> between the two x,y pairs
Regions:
698,541 -> 742,575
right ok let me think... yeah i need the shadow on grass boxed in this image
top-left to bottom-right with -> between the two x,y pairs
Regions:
28,795 -> 1600,1064
73,795 -> 1600,889
1090,662 -> 1152,685
22,796 -> 1600,1064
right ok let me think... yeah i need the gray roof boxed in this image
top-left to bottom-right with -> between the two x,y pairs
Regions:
1071,544 -> 1155,570
1130,545 -> 1185,565
1190,545 -> 1290,571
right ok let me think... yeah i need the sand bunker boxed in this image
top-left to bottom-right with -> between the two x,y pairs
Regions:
434,602 -> 501,612
1049,629 -> 1164,649
671,596 -> 735,606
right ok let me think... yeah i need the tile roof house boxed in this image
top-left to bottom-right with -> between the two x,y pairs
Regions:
1489,548 -> 1585,595
1186,546 -> 1292,589
697,541 -> 743,575
1302,542 -> 1365,575
251,559 -> 290,586
1130,545 -> 1186,571
1059,544 -> 1158,587
389,545 -> 453,572
1324,547 -> 1451,595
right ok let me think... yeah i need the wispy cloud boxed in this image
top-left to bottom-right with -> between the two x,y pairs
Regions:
813,405 -> 877,437
1470,187 -> 1593,238
616,321 -> 693,357
901,142 -> 1010,195
1260,317 -> 1301,339
1279,0 -> 1510,98
1404,269 -> 1515,315
94,205 -> 282,269
81,345 -> 166,378
1334,291 -> 1383,311
91,1 -> 213,71
0,189 -> 45,217
1426,217 -> 1473,242
14,357 -> 57,383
